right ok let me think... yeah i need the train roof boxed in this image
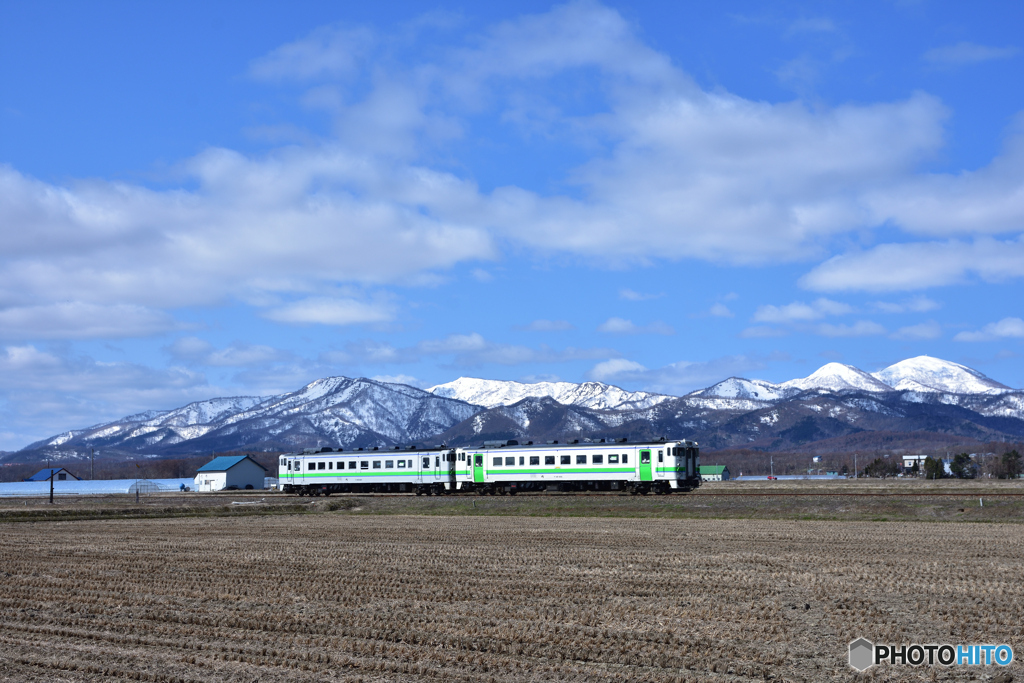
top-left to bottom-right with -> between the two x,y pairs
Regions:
459,438 -> 697,451
289,445 -> 452,456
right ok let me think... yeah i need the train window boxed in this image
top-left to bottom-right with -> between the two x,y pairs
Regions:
474,455 -> 483,466
372,461 -> 380,469
308,462 -> 315,471
658,450 -> 664,462
560,455 -> 571,465
544,455 -> 555,465
622,454 -> 628,464
609,454 -> 619,464
321,462 -> 328,470
287,461 -> 292,471
593,454 -> 603,464
328,462 -> 333,469
385,460 -> 394,469
435,456 -> 440,467
529,456 -> 539,466
407,459 -> 413,468
459,453 -> 465,461
519,456 -> 524,465
492,456 -> 502,466
505,457 -> 515,466
576,454 -> 586,464
422,457 -> 430,468
398,459 -> 406,468
349,461 -> 357,469
280,457 -> 286,467
641,451 -> 650,464
360,461 -> 369,470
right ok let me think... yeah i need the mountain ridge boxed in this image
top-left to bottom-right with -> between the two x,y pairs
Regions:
8,355 -> 1021,461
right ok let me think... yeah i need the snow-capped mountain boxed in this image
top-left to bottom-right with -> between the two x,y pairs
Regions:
872,356 -> 1011,395
20,377 -> 481,459
782,363 -> 893,394
12,356 -> 1024,461
428,377 -> 671,411
689,377 -> 789,402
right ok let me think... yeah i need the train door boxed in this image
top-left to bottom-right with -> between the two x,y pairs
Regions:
640,449 -> 653,481
419,455 -> 429,483
433,454 -> 441,482
473,453 -> 485,483
293,457 -> 303,485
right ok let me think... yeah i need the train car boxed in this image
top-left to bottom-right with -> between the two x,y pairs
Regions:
452,439 -> 699,495
278,446 -> 454,496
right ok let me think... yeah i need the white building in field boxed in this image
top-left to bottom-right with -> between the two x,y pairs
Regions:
194,455 -> 267,492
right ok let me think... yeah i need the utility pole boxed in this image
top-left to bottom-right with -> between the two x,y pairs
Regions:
770,455 -> 774,477
49,468 -> 54,504
854,453 -> 858,479
91,448 -> 94,480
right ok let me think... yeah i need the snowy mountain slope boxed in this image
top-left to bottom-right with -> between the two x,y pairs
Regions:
782,363 -> 893,394
873,356 -> 1011,395
689,377 -> 788,402
13,356 -> 1024,462
20,378 -> 480,458
428,377 -> 671,410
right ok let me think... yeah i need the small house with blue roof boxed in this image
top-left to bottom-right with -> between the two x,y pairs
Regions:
193,455 -> 267,492
25,467 -> 80,482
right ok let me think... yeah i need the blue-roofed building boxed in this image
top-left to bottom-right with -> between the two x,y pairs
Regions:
193,455 -> 267,492
25,467 -> 80,482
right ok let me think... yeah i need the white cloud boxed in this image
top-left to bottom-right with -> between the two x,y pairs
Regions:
597,317 -> 674,334
708,303 -> 734,318
815,320 -> 886,337
167,337 -> 288,367
739,325 -> 788,338
619,289 -> 662,301
891,320 -> 942,340
370,374 -> 421,387
519,319 -> 575,331
924,42 -> 1020,66
588,359 -> 647,382
0,345 -> 217,451
0,303 -> 179,339
587,353 -> 779,395
954,317 -> 1024,342
801,237 -> 1024,292
871,296 -> 940,314
752,298 -> 852,323
248,25 -> 375,81
263,297 -> 394,326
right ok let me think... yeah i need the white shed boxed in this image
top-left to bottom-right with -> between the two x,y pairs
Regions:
194,455 -> 267,492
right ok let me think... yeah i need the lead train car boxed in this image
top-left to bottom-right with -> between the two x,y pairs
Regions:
279,446 -> 453,496
453,440 -> 700,495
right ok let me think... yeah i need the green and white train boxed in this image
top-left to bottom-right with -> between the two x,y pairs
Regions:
278,438 -> 700,496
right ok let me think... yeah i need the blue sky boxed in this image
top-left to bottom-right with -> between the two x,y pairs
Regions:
1,0 -> 1023,450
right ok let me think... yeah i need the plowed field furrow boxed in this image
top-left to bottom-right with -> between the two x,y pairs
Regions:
1,514 -> 1021,682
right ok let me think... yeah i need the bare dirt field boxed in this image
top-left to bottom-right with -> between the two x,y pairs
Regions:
1,509 -> 1021,682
